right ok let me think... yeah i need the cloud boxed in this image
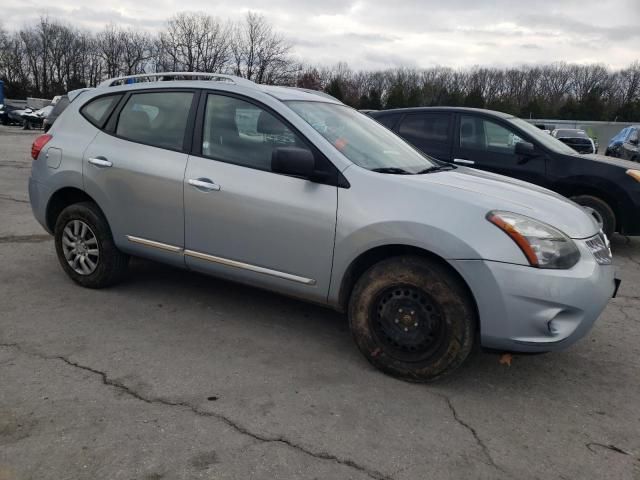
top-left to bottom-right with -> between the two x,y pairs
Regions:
1,0 -> 638,69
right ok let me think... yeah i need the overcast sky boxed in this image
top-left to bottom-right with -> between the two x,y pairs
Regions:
4,0 -> 640,70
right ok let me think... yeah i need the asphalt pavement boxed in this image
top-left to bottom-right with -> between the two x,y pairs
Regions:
1,125 -> 639,480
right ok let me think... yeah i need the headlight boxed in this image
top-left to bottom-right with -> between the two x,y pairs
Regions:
487,211 -> 580,269
627,170 -> 640,183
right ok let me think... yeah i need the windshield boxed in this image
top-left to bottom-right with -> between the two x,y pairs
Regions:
510,118 -> 578,154
286,101 -> 437,173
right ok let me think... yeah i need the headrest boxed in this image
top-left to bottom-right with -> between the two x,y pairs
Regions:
460,123 -> 473,138
121,110 -> 150,132
257,111 -> 285,135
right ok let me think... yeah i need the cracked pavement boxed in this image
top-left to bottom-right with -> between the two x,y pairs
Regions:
1,125 -> 639,479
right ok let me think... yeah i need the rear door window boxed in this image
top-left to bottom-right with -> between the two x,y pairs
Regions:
396,112 -> 453,160
398,113 -> 452,145
116,91 -> 194,151
374,113 -> 402,130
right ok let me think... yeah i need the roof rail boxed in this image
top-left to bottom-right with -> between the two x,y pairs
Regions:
98,72 -> 257,88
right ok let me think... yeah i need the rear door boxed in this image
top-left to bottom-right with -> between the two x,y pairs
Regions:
183,92 -> 338,302
452,113 -> 547,185
395,112 -> 453,161
82,89 -> 197,266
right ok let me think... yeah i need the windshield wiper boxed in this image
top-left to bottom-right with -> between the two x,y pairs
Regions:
416,164 -> 456,174
371,167 -> 413,175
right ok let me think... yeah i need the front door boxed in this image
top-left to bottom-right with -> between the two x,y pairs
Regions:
184,93 -> 338,302
453,114 -> 547,185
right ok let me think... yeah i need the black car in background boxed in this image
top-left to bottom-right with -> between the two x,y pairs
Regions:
551,128 -> 596,154
0,104 -> 24,125
43,95 -> 70,132
368,107 -> 640,238
606,125 -> 639,162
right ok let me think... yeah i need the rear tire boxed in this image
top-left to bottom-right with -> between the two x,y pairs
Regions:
570,195 -> 615,238
54,202 -> 129,288
348,256 -> 476,382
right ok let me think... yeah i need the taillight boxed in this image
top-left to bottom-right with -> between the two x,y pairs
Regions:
31,134 -> 53,160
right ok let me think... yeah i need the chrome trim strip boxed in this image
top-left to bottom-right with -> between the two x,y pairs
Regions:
184,249 -> 316,285
126,235 -> 183,253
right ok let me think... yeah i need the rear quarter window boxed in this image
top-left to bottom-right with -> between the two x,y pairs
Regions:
81,95 -> 123,128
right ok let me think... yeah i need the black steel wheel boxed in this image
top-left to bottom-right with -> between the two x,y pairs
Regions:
349,255 -> 476,382
370,285 -> 448,363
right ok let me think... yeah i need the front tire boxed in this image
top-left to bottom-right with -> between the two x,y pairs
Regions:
54,202 -> 129,288
348,256 -> 476,382
570,195 -> 615,238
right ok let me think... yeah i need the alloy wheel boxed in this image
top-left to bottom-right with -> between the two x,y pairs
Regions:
61,219 -> 100,275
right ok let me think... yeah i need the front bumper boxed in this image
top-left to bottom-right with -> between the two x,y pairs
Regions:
452,241 -> 616,352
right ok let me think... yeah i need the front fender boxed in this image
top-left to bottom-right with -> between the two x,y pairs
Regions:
327,220 -> 516,307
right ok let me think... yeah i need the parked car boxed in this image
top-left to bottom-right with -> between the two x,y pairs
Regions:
551,128 -> 596,154
43,95 -> 70,132
0,103 -> 23,125
0,104 -> 28,125
29,73 -> 618,381
368,107 -> 640,238
43,89 -> 92,132
22,105 -> 53,130
606,125 -> 639,162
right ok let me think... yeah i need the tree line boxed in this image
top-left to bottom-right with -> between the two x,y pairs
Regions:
1,14 -> 639,121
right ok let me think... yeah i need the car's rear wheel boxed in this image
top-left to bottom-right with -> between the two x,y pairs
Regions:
348,255 -> 476,382
54,202 -> 129,288
570,195 -> 615,238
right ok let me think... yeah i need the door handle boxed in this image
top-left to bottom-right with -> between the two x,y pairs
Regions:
188,178 -> 221,191
453,158 -> 475,165
88,157 -> 113,168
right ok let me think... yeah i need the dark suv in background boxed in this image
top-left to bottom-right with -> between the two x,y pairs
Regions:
368,107 -> 640,238
606,125 -> 639,162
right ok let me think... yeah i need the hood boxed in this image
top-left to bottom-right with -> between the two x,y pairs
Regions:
412,167 -> 599,239
580,153 -> 639,170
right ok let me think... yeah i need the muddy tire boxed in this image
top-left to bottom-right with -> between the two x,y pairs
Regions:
570,195 -> 615,239
348,255 -> 476,382
54,202 -> 129,288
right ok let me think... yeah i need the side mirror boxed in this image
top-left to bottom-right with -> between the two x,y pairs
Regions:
515,141 -> 535,156
629,133 -> 639,145
515,141 -> 536,165
272,147 -> 316,179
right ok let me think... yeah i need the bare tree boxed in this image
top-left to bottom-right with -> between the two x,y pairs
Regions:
157,12 -> 231,73
1,12 -> 639,121
231,12 -> 294,84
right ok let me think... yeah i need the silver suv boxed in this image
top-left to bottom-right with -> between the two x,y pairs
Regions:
29,73 -> 618,381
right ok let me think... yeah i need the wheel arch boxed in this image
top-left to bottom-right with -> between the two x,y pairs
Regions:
553,179 -> 624,231
45,187 -> 104,232
336,244 -> 479,325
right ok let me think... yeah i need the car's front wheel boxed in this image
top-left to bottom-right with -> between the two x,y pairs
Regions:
348,256 -> 476,382
54,202 -> 129,288
570,195 -> 616,238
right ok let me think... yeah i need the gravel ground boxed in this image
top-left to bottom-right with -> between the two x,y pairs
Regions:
0,125 -> 639,480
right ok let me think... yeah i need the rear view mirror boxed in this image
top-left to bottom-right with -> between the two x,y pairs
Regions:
629,132 -> 639,145
272,147 -> 315,179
